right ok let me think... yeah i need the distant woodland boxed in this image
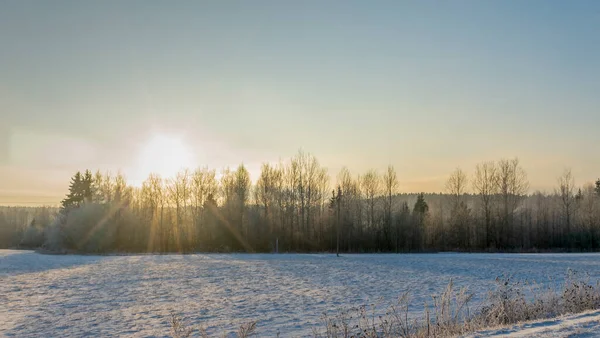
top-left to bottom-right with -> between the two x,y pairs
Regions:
2,151 -> 600,253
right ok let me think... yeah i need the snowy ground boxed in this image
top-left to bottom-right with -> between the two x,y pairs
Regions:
467,310 -> 600,337
3,250 -> 600,337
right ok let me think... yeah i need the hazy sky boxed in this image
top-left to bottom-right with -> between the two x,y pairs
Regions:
1,1 -> 600,205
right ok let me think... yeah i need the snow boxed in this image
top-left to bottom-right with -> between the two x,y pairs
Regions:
467,310 -> 600,337
3,250 -> 600,337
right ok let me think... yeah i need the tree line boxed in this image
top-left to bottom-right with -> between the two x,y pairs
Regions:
2,151 -> 600,253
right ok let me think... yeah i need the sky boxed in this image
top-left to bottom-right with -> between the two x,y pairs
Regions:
1,1 -> 600,205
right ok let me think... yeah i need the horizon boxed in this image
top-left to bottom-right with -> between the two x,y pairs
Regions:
2,1 -> 600,205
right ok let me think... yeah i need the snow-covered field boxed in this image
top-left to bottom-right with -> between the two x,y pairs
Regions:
3,250 -> 600,337
468,310 -> 600,337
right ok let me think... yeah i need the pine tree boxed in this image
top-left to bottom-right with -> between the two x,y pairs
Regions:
329,190 -> 337,210
596,179 -> 600,197
576,188 -> 584,201
412,193 -> 429,251
82,170 -> 93,203
329,186 -> 342,256
413,193 -> 429,214
60,171 -> 84,213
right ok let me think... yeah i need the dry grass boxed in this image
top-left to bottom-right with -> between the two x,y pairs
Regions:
477,269 -> 600,328
170,270 -> 600,338
311,279 -> 477,338
170,314 -> 194,338
169,313 -> 257,338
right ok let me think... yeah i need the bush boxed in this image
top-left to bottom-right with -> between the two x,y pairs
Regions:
19,223 -> 45,248
41,202 -> 142,253
43,213 -> 67,251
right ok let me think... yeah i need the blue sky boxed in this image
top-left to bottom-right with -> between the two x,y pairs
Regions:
1,1 -> 599,204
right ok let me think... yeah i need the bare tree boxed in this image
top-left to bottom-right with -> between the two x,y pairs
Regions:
191,168 -> 206,236
294,151 -> 308,243
273,161 -> 286,250
166,170 -> 189,251
255,163 -> 280,250
496,158 -> 529,248
335,186 -> 341,256
141,173 -> 163,251
234,164 -> 251,240
291,150 -> 323,248
180,169 -> 191,249
191,167 -> 217,247
304,154 -> 321,245
316,167 -> 330,247
556,169 -> 576,245
220,167 -> 235,219
285,160 -> 299,250
361,170 -> 380,229
92,170 -> 105,203
111,172 -> 133,250
446,168 -> 469,249
337,167 -> 355,251
446,168 -> 468,207
580,183 -> 599,249
382,165 -> 398,251
473,161 -> 498,247
101,171 -> 114,204
217,166 -> 251,250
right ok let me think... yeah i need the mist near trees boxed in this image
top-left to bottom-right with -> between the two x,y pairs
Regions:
2,151 -> 600,253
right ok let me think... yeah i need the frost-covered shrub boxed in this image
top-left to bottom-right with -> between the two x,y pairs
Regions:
308,281 -> 478,338
20,222 -> 45,248
42,202 -> 131,253
61,202 -> 119,252
562,270 -> 600,314
43,213 -> 66,251
475,271 -> 600,332
479,276 -> 530,325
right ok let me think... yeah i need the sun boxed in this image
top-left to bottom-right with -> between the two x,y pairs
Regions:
132,134 -> 194,185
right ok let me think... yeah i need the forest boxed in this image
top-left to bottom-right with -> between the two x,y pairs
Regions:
1,151 -> 600,253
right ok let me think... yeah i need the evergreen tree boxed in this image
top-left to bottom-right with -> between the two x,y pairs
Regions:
61,171 -> 84,212
60,170 -> 94,214
413,193 -> 429,214
596,179 -> 600,196
395,201 -> 411,252
328,189 -> 337,210
329,186 -> 342,256
412,193 -> 429,251
576,188 -> 583,201
82,170 -> 94,202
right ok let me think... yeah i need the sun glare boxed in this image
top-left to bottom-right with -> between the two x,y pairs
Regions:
134,134 -> 194,184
